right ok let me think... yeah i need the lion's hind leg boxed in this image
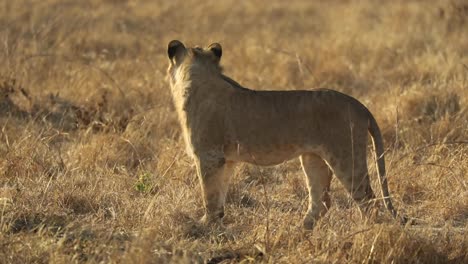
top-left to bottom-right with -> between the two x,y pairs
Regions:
329,145 -> 377,219
300,153 -> 333,230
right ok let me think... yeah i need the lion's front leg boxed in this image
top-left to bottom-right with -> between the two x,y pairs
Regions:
195,154 -> 235,224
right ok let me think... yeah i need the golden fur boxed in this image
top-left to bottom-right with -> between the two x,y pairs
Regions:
166,40 -> 398,230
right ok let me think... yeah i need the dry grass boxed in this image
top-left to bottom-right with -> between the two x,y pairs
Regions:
1,0 -> 467,263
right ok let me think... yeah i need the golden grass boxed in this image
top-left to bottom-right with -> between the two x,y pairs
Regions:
0,0 -> 467,263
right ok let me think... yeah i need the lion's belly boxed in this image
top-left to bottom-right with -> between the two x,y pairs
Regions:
224,142 -> 312,166
223,120 -> 328,165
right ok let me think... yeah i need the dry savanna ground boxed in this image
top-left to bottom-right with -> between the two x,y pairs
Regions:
0,0 -> 467,263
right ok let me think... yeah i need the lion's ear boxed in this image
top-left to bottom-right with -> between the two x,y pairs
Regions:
208,43 -> 222,60
167,40 -> 186,62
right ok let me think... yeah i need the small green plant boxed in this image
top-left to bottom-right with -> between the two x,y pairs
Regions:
134,172 -> 153,193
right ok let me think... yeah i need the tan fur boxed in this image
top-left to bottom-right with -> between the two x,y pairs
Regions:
166,40 -> 398,230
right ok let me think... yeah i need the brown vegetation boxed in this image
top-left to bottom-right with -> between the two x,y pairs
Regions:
0,0 -> 467,263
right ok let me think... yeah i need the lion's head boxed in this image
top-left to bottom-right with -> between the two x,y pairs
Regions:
166,40 -> 223,85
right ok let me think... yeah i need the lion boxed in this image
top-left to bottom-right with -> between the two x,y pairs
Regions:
166,40 -> 400,230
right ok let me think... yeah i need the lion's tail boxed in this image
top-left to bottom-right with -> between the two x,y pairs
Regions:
368,112 -> 399,219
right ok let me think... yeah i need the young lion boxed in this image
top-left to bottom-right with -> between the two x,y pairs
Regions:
166,40 -> 399,230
